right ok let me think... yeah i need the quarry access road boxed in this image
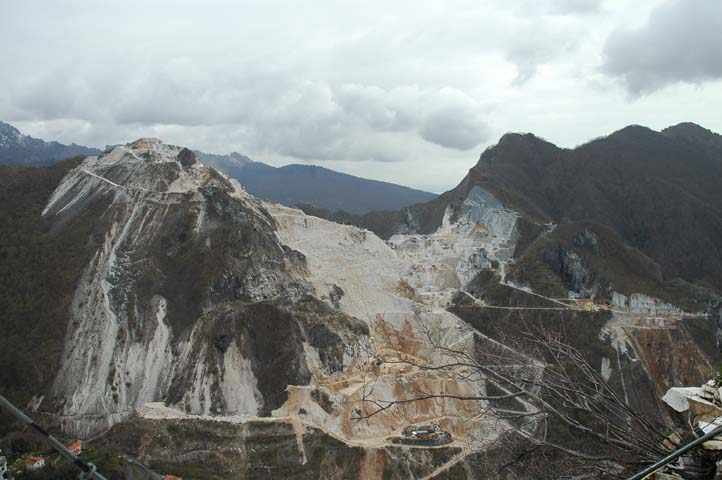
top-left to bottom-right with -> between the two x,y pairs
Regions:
458,290 -> 576,312
82,168 -> 156,194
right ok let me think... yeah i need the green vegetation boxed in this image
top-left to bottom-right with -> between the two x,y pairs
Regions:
472,125 -> 722,290
0,440 -> 125,480
0,158 -> 107,434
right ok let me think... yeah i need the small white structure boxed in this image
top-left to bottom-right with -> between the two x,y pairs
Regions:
1,449 -> 8,480
662,386 -> 705,412
24,455 -> 45,470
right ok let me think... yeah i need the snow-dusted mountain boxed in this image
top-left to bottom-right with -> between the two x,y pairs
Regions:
0,121 -> 101,165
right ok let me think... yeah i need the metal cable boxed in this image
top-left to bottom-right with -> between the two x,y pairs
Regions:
627,424 -> 722,480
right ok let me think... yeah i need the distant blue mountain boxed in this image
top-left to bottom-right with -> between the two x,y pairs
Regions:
196,151 -> 437,214
0,120 -> 435,214
0,121 -> 101,165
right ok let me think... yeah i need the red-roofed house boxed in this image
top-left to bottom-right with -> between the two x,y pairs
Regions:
68,440 -> 82,456
24,455 -> 45,470
163,475 -> 182,480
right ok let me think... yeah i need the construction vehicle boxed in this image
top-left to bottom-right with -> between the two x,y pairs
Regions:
391,423 -> 452,446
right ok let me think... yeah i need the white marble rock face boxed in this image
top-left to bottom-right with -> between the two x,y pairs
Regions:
39,138 -> 706,448
387,185 -> 519,307
40,140 -> 289,436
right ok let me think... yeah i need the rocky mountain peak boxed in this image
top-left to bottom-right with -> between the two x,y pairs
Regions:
29,136 -> 320,436
63,138 -> 246,200
128,137 -> 163,149
0,120 -> 101,165
0,120 -> 24,147
227,151 -> 253,164
112,137 -> 194,166
662,122 -> 722,151
663,121 -> 714,138
122,138 -> 202,168
497,131 -> 543,145
603,124 -> 660,143
469,132 -> 560,205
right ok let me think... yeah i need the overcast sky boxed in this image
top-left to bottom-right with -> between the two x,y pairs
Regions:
2,0 -> 721,192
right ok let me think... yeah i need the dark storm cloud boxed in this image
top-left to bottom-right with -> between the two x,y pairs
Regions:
602,0 -> 722,95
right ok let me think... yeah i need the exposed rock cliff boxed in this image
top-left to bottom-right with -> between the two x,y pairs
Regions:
34,139 -> 366,437
0,120 -> 101,166
3,125 -> 722,479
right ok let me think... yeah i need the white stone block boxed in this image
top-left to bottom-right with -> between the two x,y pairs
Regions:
662,387 -> 704,412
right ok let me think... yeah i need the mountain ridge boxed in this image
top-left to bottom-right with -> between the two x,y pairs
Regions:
0,120 -> 436,214
1,124 -> 721,479
317,122 -> 722,289
0,121 -> 102,165
197,151 -> 437,214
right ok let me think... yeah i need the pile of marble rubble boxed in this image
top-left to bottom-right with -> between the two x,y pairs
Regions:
663,378 -> 722,450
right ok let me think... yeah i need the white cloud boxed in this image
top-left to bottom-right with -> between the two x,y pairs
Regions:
1,0 -> 722,192
602,0 -> 722,95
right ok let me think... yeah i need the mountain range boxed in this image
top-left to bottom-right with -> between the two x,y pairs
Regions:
0,121 -> 101,165
0,123 -> 720,479
197,151 -> 437,214
0,121 -> 436,214
313,122 -> 722,289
